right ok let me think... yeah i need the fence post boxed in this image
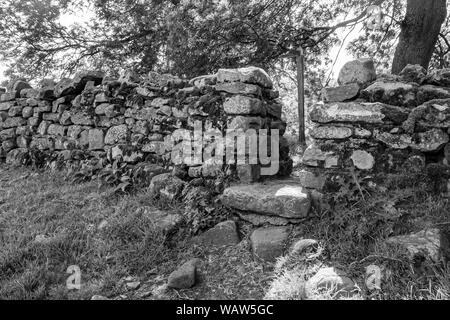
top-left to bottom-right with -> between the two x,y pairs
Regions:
296,47 -> 306,146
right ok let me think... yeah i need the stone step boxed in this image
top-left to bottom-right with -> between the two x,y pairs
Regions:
221,179 -> 311,221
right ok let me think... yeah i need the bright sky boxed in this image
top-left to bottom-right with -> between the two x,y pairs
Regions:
0,8 -> 360,86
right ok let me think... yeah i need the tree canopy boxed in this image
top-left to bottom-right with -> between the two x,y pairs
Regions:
0,0 -> 449,89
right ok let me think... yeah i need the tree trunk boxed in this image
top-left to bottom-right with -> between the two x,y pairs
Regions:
392,0 -> 447,74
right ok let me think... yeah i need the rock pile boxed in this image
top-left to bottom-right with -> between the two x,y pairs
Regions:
0,67 -> 292,183
302,59 -> 450,195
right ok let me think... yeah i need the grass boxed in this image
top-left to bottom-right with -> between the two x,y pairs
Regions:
1,163 -> 450,300
0,165 -> 271,300
267,168 -> 450,300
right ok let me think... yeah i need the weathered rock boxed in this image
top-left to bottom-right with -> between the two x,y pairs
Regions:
221,180 -> 311,219
413,129 -> 449,152
71,112 -> 94,126
217,66 -> 273,89
47,124 -> 66,136
250,227 -> 290,262
105,125 -> 129,145
292,170 -> 326,190
6,148 -> 28,165
310,102 -> 386,124
310,126 -> 353,140
386,228 -> 450,262
88,129 -> 104,150
215,82 -> 262,96
417,85 -> 450,105
12,80 -> 32,95
54,71 -> 104,97
237,212 -> 304,227
399,64 -> 427,84
425,68 -> 450,86
361,81 -> 418,107
167,259 -> 201,289
322,83 -> 360,102
149,173 -> 185,201
338,58 -> 377,86
351,150 -> 375,170
236,164 -> 260,183
0,128 -> 16,140
198,220 -> 240,248
376,129 -> 449,152
0,101 -> 14,111
227,116 -> 264,131
223,95 -> 265,115
1,117 -> 27,128
302,144 -> 338,168
305,267 -> 356,298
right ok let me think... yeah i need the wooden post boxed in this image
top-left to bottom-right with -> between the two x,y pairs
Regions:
296,47 -> 306,146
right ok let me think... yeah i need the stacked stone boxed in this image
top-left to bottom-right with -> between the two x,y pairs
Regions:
0,66 -> 291,184
301,58 -> 450,194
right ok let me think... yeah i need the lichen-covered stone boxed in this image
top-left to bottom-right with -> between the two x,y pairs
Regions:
310,102 -> 386,124
310,126 -> 353,140
376,129 -> 449,152
351,150 -> 375,170
71,112 -> 94,126
223,95 -> 265,115
105,124 -> 128,145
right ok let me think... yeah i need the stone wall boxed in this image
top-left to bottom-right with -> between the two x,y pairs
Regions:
0,67 -> 292,183
300,59 -> 450,195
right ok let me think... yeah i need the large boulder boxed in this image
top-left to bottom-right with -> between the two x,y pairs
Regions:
221,180 -> 311,219
338,58 -> 377,86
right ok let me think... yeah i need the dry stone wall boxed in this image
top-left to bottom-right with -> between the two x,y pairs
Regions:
301,59 -> 450,196
0,67 -> 292,184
